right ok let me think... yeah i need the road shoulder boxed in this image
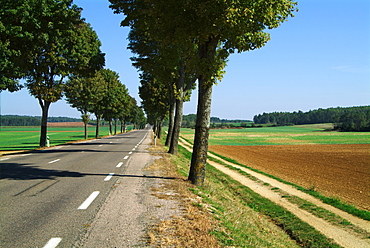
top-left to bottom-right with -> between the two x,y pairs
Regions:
75,134 -> 181,247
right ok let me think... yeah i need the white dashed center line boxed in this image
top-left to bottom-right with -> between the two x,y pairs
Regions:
123,156 -> 129,160
104,173 -> 114,181
129,152 -> 132,155
43,237 -> 62,248
78,191 -> 100,210
116,162 -> 123,168
48,159 -> 60,164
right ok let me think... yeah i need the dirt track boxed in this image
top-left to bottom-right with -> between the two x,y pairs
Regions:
209,144 -> 370,210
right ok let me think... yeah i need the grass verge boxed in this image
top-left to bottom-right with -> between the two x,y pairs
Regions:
149,137 -> 342,247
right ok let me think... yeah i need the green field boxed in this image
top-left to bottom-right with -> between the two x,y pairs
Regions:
0,126 -> 133,151
181,124 -> 370,146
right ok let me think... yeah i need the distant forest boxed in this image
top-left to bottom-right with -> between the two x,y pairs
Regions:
253,106 -> 370,131
0,115 -> 82,126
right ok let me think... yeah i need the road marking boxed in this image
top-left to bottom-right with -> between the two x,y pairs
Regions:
123,156 -> 129,160
132,148 -> 135,151
48,159 -> 60,164
109,141 -> 112,143
0,157 -> 10,161
116,162 -> 123,168
99,145 -> 103,147
104,173 -> 114,181
78,191 -> 100,210
129,151 -> 133,155
21,154 -> 31,157
43,238 -> 62,248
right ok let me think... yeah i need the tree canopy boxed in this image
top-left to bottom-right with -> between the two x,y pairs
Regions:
110,0 -> 298,185
1,0 -> 105,146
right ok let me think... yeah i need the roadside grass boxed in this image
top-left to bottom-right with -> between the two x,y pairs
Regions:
0,126 -> 133,151
172,145 -> 341,247
146,140 -> 220,247
286,196 -> 370,237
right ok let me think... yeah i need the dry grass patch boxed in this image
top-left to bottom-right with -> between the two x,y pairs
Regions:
146,145 -> 220,248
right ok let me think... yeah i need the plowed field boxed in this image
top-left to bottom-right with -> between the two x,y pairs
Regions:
47,122 -> 92,127
209,144 -> 370,210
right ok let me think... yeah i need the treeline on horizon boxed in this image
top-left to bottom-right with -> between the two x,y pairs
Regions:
253,106 -> 370,131
0,115 -> 114,127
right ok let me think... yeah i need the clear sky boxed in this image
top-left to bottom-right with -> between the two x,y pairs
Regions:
1,0 -> 369,120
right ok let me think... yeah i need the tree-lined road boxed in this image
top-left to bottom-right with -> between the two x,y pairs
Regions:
0,127 -> 150,247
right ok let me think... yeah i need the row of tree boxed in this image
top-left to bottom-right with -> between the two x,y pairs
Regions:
1,0 -> 145,145
65,68 -> 146,139
253,106 -> 370,131
109,0 -> 298,185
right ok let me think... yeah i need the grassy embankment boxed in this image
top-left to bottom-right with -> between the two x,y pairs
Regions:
180,124 -> 370,220
0,125 -> 133,152
161,140 -> 342,247
156,124 -> 369,246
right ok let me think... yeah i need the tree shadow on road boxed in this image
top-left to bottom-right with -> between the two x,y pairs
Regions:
0,163 -> 84,180
0,162 -> 180,181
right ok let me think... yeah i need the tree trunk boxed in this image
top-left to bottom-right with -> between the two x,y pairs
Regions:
39,99 -> 51,147
156,120 -> 162,139
168,98 -> 184,155
169,62 -> 185,155
114,119 -> 117,135
188,36 -> 219,186
84,122 -> 88,139
188,78 -> 213,185
81,112 -> 90,139
165,99 -> 176,147
95,115 -> 101,138
109,120 -> 112,135
120,118 -> 124,133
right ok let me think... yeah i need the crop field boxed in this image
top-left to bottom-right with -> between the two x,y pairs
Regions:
0,124 -> 132,151
181,124 -> 370,146
181,124 -> 370,210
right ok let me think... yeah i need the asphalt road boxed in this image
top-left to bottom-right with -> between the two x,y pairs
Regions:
0,127 -> 151,247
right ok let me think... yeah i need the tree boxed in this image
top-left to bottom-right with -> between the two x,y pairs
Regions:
119,96 -> 135,133
98,69 -> 126,135
86,69 -> 128,138
110,0 -> 297,185
138,73 -> 169,138
0,0 -> 29,92
1,0 -> 104,147
65,73 -> 107,139
126,11 -> 197,155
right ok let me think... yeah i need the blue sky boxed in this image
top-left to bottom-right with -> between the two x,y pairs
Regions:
1,0 -> 369,120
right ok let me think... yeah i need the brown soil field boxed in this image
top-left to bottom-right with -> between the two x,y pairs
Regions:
47,122 -> 93,127
209,144 -> 370,211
